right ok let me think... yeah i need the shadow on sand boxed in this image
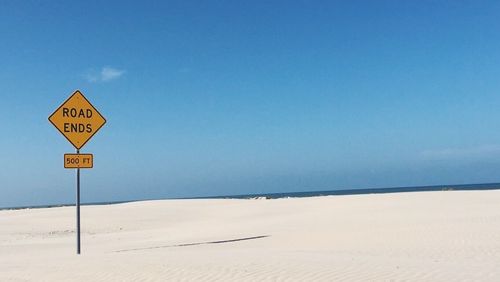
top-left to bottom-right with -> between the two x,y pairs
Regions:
114,235 -> 270,253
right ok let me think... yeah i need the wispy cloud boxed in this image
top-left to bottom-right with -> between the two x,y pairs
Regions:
84,66 -> 125,83
419,145 -> 500,161
101,67 -> 125,81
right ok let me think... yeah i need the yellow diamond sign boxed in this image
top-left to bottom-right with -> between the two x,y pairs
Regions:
49,90 -> 106,149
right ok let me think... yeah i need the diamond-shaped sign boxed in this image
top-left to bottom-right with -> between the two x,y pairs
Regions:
49,90 -> 106,149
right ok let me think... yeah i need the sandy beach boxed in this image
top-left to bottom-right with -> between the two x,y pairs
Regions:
1,190 -> 500,281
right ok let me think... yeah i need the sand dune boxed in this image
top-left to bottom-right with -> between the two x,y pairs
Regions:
1,190 -> 500,281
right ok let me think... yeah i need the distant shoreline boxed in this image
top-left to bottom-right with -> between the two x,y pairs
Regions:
3,182 -> 500,211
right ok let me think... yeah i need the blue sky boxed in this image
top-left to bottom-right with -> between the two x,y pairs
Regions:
2,1 -> 500,207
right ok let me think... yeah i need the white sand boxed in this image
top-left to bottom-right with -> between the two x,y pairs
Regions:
1,190 -> 500,281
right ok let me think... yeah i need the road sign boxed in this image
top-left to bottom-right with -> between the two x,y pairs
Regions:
48,90 -> 106,149
64,154 -> 93,169
48,90 -> 106,255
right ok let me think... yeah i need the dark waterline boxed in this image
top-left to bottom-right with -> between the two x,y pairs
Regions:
210,182 -> 500,199
2,182 -> 500,210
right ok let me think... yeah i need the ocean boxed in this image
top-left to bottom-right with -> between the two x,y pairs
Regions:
2,182 -> 500,210
211,182 -> 500,199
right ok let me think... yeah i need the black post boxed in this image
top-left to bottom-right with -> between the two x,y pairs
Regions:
76,149 -> 81,255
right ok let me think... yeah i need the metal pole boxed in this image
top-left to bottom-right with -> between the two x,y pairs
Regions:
76,149 -> 81,255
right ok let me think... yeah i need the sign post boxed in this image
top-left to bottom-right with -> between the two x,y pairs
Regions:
76,149 -> 81,254
48,90 -> 106,254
